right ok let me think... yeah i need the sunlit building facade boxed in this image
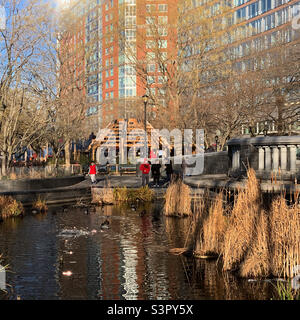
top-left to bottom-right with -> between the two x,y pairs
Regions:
190,0 -> 300,134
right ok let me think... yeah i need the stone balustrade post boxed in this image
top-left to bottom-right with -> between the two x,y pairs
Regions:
232,149 -> 240,170
258,147 -> 265,171
279,145 -> 287,171
289,145 -> 297,172
271,146 -> 279,171
264,146 -> 271,171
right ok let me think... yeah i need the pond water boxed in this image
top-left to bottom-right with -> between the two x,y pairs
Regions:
0,203 -> 278,300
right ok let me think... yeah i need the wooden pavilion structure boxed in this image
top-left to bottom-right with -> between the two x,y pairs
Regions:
88,118 -> 170,163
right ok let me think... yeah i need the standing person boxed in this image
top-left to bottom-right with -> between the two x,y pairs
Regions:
165,160 -> 173,182
89,162 -> 97,184
151,162 -> 161,187
139,158 -> 151,187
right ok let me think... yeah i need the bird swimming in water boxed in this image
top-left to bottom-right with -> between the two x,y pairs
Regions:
100,219 -> 110,229
84,208 -> 89,215
139,210 -> 147,217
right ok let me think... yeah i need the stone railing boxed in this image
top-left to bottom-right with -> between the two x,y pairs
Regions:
227,136 -> 300,176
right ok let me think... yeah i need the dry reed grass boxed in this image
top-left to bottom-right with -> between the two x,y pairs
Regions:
200,193 -> 228,256
239,210 -> 270,278
0,196 -> 24,219
189,167 -> 299,279
223,168 -> 261,271
269,198 -> 300,278
164,180 -> 192,217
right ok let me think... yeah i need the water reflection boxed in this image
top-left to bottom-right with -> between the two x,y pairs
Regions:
0,203 -> 277,300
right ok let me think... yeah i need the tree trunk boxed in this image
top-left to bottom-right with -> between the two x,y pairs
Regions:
74,143 -> 77,162
65,139 -> 71,167
1,153 -> 7,176
276,95 -> 284,135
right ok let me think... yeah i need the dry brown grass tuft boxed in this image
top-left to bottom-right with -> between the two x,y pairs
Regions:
223,168 -> 261,271
164,180 -> 192,217
32,197 -> 48,213
269,197 -> 300,278
9,172 -> 17,180
0,196 -> 24,219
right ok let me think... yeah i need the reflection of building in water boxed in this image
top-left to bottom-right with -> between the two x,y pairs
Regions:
119,238 -> 139,300
56,205 -> 186,300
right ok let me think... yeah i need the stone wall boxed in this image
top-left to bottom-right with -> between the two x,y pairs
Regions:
0,176 -> 85,192
166,152 -> 228,176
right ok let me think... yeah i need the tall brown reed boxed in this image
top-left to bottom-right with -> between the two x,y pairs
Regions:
239,210 -> 270,278
223,168 -> 261,271
200,193 -> 228,256
164,180 -> 192,217
269,198 -> 300,278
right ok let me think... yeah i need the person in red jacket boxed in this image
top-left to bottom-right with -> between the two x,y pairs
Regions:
88,162 -> 97,184
139,158 -> 151,187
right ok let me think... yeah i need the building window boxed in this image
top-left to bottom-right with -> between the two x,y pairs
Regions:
147,64 -> 156,72
158,16 -> 168,25
261,0 -> 272,13
146,4 -> 156,13
158,4 -> 168,12
147,76 -> 155,84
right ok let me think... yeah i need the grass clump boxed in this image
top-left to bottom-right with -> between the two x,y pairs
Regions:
200,193 -> 228,256
114,186 -> 154,203
239,210 -> 270,278
223,168 -> 261,271
269,198 -> 300,279
32,197 -> 48,213
0,196 -> 24,219
164,180 -> 192,217
192,167 -> 300,280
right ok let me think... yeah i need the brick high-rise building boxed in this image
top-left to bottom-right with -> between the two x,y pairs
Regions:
61,0 -> 178,131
